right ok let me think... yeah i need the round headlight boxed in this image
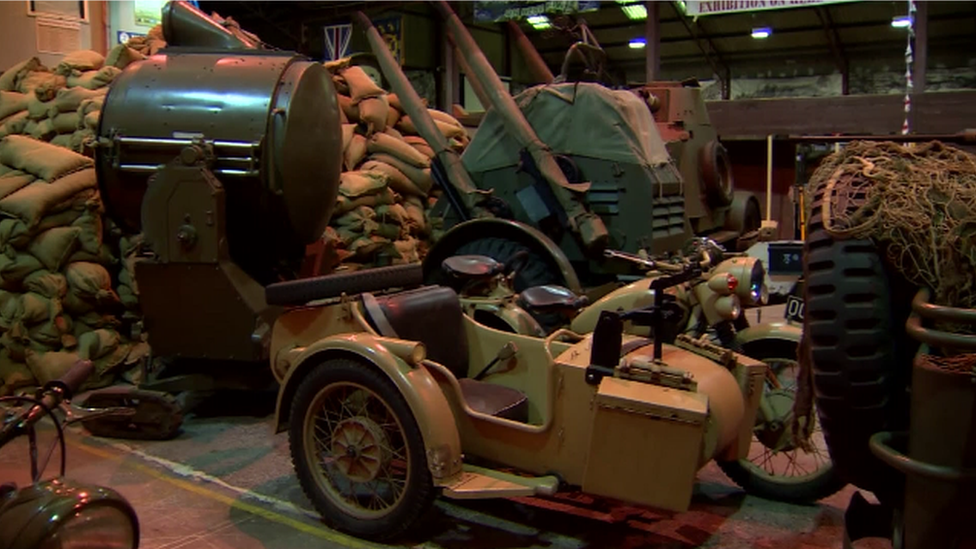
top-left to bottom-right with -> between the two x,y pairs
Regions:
38,503 -> 137,549
748,260 -> 767,305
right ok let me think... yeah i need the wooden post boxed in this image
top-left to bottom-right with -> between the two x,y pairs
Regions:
645,1 -> 660,82
439,30 -> 458,112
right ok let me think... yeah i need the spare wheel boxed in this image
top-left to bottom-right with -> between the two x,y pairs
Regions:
700,140 -> 735,208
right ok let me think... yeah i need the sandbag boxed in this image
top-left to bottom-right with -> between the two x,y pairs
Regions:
104,44 -> 145,69
0,171 -> 35,201
341,124 -> 356,152
341,66 -> 384,103
83,111 -> 99,131
334,187 -> 395,216
361,160 -> 425,198
0,58 -> 42,92
394,237 -> 421,264
70,212 -> 102,254
29,118 -> 55,141
25,349 -> 81,386
402,196 -> 428,234
117,284 -> 139,309
358,95 -> 389,135
397,116 -> 466,139
332,74 -> 350,95
338,170 -> 388,198
78,97 -> 103,116
75,311 -> 120,330
349,235 -> 392,259
368,153 -> 433,194
56,50 -> 105,76
33,75 -> 66,102
428,108 -> 464,129
63,288 -> 95,315
0,349 -> 32,394
403,137 -> 436,160
24,270 -> 67,299
337,94 -> 359,123
366,132 -> 430,169
51,86 -> 106,115
18,71 -> 60,95
26,94 -> 54,120
0,135 -> 92,181
0,169 -> 98,229
383,126 -> 405,141
334,206 -> 376,229
0,253 -> 43,288
28,226 -> 82,272
375,203 -> 408,226
51,112 -> 81,134
0,218 -> 28,250
66,66 -> 121,90
387,93 -> 405,112
67,242 -> 115,266
50,134 -> 73,148
28,315 -> 70,347
21,292 -> 57,325
343,133 -> 367,171
0,91 -> 28,120
64,261 -> 112,300
69,129 -> 96,153
77,328 -> 120,360
36,207 -> 85,235
0,111 -> 29,138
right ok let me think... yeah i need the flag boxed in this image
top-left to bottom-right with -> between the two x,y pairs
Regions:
324,24 -> 353,61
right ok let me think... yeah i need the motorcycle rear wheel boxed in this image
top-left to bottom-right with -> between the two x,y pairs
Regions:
717,338 -> 845,503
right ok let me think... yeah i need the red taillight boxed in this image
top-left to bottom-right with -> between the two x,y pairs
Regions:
727,274 -> 738,292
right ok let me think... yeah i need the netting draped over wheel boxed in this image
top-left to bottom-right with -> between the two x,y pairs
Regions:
807,140 -> 976,310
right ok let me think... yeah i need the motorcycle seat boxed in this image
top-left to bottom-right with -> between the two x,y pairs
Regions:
441,255 -> 503,281
458,378 -> 528,422
519,285 -> 589,312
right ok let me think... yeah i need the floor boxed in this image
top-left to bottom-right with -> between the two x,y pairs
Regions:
0,305 -> 892,549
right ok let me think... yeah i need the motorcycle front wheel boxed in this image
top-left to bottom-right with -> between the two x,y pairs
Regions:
717,338 -> 845,503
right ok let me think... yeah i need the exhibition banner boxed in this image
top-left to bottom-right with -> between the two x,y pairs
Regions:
133,0 -> 167,27
683,0 -> 858,16
473,1 -> 601,23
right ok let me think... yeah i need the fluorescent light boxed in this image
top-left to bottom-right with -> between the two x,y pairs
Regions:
629,38 -> 646,49
751,27 -> 771,39
617,1 -> 647,20
527,15 -> 551,30
891,15 -> 911,28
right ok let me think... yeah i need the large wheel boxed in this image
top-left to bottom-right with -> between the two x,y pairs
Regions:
803,185 -> 915,502
289,358 -> 434,541
718,338 -> 845,503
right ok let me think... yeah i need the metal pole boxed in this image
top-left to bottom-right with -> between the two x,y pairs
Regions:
766,134 -> 773,222
645,1 -> 660,82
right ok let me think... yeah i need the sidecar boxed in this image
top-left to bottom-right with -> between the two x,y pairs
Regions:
266,265 -> 766,541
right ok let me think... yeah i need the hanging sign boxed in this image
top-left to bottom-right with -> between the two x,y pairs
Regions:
324,23 -> 353,61
683,0 -> 858,16
473,1 -> 600,23
373,15 -> 403,65
133,0 -> 166,27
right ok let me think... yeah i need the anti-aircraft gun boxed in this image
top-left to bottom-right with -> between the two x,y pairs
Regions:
361,2 -> 762,295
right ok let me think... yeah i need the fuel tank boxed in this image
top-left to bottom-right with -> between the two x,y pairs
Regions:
96,50 -> 342,281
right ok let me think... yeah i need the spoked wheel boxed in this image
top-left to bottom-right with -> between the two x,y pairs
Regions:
289,359 -> 433,541
718,340 -> 845,503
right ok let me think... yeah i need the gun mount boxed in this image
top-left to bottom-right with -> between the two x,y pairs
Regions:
95,1 -> 343,361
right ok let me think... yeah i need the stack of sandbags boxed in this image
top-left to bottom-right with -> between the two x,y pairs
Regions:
321,61 -> 470,268
0,136 -> 141,396
124,24 -> 167,56
0,42 -> 144,156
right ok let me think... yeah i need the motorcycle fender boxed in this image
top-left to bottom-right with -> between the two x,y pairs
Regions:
274,333 -> 463,483
734,322 -> 802,347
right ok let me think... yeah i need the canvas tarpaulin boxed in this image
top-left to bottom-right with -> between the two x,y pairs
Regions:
461,82 -> 672,175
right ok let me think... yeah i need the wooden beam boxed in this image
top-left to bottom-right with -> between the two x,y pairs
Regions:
645,1 -> 660,81
707,91 -> 976,138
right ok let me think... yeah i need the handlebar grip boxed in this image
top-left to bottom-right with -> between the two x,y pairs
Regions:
48,360 -> 95,399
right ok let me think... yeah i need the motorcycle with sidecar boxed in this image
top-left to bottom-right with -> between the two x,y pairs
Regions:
267,261 -> 769,541
437,239 -> 841,504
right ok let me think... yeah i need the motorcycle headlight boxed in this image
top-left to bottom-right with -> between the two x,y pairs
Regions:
38,503 -> 137,549
0,479 -> 138,549
715,257 -> 767,306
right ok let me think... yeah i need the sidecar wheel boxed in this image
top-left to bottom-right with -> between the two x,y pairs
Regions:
289,358 -> 434,541
717,338 -> 845,503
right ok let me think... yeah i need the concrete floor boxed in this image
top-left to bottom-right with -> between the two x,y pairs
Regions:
0,305 -> 892,549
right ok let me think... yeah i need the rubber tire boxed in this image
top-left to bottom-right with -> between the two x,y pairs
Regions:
742,198 -> 762,234
289,358 -> 434,541
803,186 -> 915,503
717,338 -> 846,504
700,140 -> 735,208
266,264 -> 424,306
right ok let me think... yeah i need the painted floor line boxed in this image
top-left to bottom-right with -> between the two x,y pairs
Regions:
71,439 -> 389,549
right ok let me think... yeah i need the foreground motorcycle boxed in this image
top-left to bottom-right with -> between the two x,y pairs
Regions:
0,360 -> 140,549
440,241 -> 842,503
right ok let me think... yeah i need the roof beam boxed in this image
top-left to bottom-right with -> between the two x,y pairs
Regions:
815,6 -> 849,94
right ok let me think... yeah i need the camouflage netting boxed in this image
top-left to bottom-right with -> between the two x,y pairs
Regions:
808,140 -> 976,311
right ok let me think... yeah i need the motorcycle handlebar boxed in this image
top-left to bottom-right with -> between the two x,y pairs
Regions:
46,360 -> 94,400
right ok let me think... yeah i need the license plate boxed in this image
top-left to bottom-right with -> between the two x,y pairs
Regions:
785,295 -> 805,323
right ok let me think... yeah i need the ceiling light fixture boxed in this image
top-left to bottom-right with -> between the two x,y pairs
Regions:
751,27 -> 771,39
891,15 -> 911,28
527,15 -> 551,30
616,1 -> 647,21
629,38 -> 647,49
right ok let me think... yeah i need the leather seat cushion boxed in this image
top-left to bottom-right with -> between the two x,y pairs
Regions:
458,378 -> 529,423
